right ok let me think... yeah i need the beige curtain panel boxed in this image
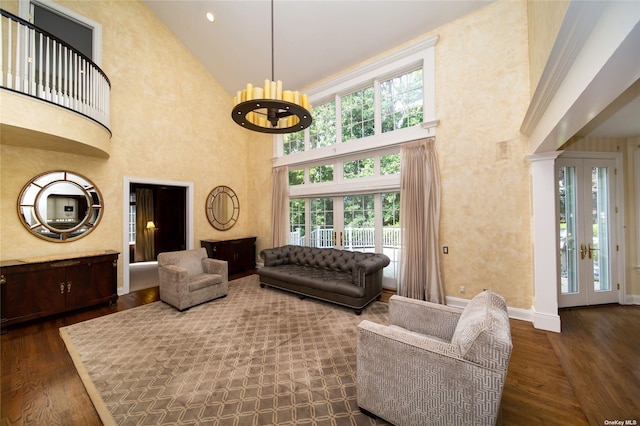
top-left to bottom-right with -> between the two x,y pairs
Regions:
271,166 -> 290,248
135,188 -> 155,262
398,138 -> 445,304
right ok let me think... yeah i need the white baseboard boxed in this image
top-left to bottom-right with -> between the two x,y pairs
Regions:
624,293 -> 640,305
445,296 -> 533,323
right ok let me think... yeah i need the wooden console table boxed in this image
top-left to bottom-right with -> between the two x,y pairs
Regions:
200,237 -> 256,275
0,250 -> 119,332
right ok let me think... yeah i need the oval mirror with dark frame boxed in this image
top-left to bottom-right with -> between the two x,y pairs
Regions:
206,186 -> 239,231
18,170 -> 103,242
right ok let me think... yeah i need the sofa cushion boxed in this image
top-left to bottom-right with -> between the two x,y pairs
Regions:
450,290 -> 512,370
259,264 -> 365,298
189,273 -> 223,292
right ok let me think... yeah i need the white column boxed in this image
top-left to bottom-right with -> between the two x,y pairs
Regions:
528,152 -> 562,332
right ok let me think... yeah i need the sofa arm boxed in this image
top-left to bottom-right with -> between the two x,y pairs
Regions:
202,258 -> 228,281
260,246 -> 291,267
353,254 -> 390,286
389,295 -> 462,341
355,254 -> 390,274
158,265 -> 188,294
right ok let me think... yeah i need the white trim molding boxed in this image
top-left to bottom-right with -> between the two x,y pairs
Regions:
445,296 -> 533,323
19,0 -> 103,66
521,1 -> 640,153
527,151 -> 563,333
120,177 -> 194,296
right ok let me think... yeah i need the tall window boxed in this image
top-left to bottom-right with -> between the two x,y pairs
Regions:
382,192 -> 400,279
283,131 -> 304,155
381,68 -> 423,133
341,86 -> 375,142
344,157 -> 374,179
310,100 -> 337,149
281,66 -> 428,158
290,198 -> 306,245
274,35 -> 438,289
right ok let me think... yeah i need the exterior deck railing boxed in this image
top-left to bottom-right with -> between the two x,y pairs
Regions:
290,226 -> 401,251
0,9 -> 110,131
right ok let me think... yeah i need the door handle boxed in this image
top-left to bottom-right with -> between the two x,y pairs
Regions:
60,283 -> 65,294
340,231 -> 343,246
580,244 -> 587,260
67,281 -> 72,293
588,244 -> 597,259
333,232 -> 336,246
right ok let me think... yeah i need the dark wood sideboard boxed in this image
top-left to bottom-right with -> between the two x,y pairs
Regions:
0,250 -> 119,332
201,237 -> 256,275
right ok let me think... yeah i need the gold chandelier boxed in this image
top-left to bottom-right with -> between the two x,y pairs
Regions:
231,0 -> 312,134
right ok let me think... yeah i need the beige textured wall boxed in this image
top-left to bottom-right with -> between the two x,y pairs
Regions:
434,1 -> 533,309
526,0 -> 569,94
561,137 -> 640,299
1,0 -> 534,309
0,1 -> 273,288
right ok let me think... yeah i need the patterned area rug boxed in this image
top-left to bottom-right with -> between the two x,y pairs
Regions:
60,275 -> 390,425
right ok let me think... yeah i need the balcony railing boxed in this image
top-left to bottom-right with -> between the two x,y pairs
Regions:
0,9 -> 110,130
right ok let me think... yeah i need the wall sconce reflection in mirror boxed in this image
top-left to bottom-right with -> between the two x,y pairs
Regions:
17,170 -> 104,242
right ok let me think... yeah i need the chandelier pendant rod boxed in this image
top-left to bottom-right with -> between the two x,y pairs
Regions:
230,0 -> 312,134
271,0 -> 275,82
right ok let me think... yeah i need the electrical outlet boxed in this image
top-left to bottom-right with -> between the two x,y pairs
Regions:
460,286 -> 465,293
443,246 -> 449,254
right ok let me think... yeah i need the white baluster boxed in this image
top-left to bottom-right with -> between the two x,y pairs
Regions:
65,46 -> 70,107
29,27 -> 36,95
57,41 -> 62,104
38,32 -> 43,97
7,18 -> 13,89
51,41 -> 57,102
0,15 -> 3,88
14,20 -> 21,91
44,36 -> 50,100
73,52 -> 78,110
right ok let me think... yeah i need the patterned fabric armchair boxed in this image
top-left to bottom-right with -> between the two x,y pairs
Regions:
357,290 -> 512,426
157,248 -> 228,311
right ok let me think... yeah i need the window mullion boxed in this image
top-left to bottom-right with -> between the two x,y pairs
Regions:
374,79 -> 381,135
335,93 -> 342,145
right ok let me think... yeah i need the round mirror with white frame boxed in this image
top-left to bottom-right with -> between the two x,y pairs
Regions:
18,170 -> 103,242
205,185 -> 239,231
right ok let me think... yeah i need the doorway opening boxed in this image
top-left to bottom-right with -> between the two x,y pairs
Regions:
121,178 -> 194,295
556,152 -> 624,308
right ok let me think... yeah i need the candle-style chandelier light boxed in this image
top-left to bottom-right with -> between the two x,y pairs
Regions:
231,0 -> 312,134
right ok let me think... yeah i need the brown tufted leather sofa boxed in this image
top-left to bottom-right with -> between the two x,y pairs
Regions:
258,245 -> 390,314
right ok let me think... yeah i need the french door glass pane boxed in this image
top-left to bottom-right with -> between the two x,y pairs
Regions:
382,192 -> 400,280
592,167 -> 610,291
310,198 -> 334,248
290,198 -> 306,246
559,166 -> 578,294
343,195 -> 375,252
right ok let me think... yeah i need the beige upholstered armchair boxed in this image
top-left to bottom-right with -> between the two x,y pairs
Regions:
357,290 -> 512,426
157,248 -> 228,311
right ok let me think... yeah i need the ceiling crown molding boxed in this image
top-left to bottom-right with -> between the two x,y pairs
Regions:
520,1 -> 606,136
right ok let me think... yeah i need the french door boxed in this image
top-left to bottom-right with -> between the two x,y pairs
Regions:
557,157 -> 619,308
298,192 -> 399,287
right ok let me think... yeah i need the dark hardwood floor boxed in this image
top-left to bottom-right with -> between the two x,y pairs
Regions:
2,286 -> 638,425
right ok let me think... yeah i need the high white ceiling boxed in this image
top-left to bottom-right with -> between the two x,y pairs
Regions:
144,0 -> 492,96
144,0 -> 639,140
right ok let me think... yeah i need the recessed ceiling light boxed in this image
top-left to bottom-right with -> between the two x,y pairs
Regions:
206,12 -> 215,23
